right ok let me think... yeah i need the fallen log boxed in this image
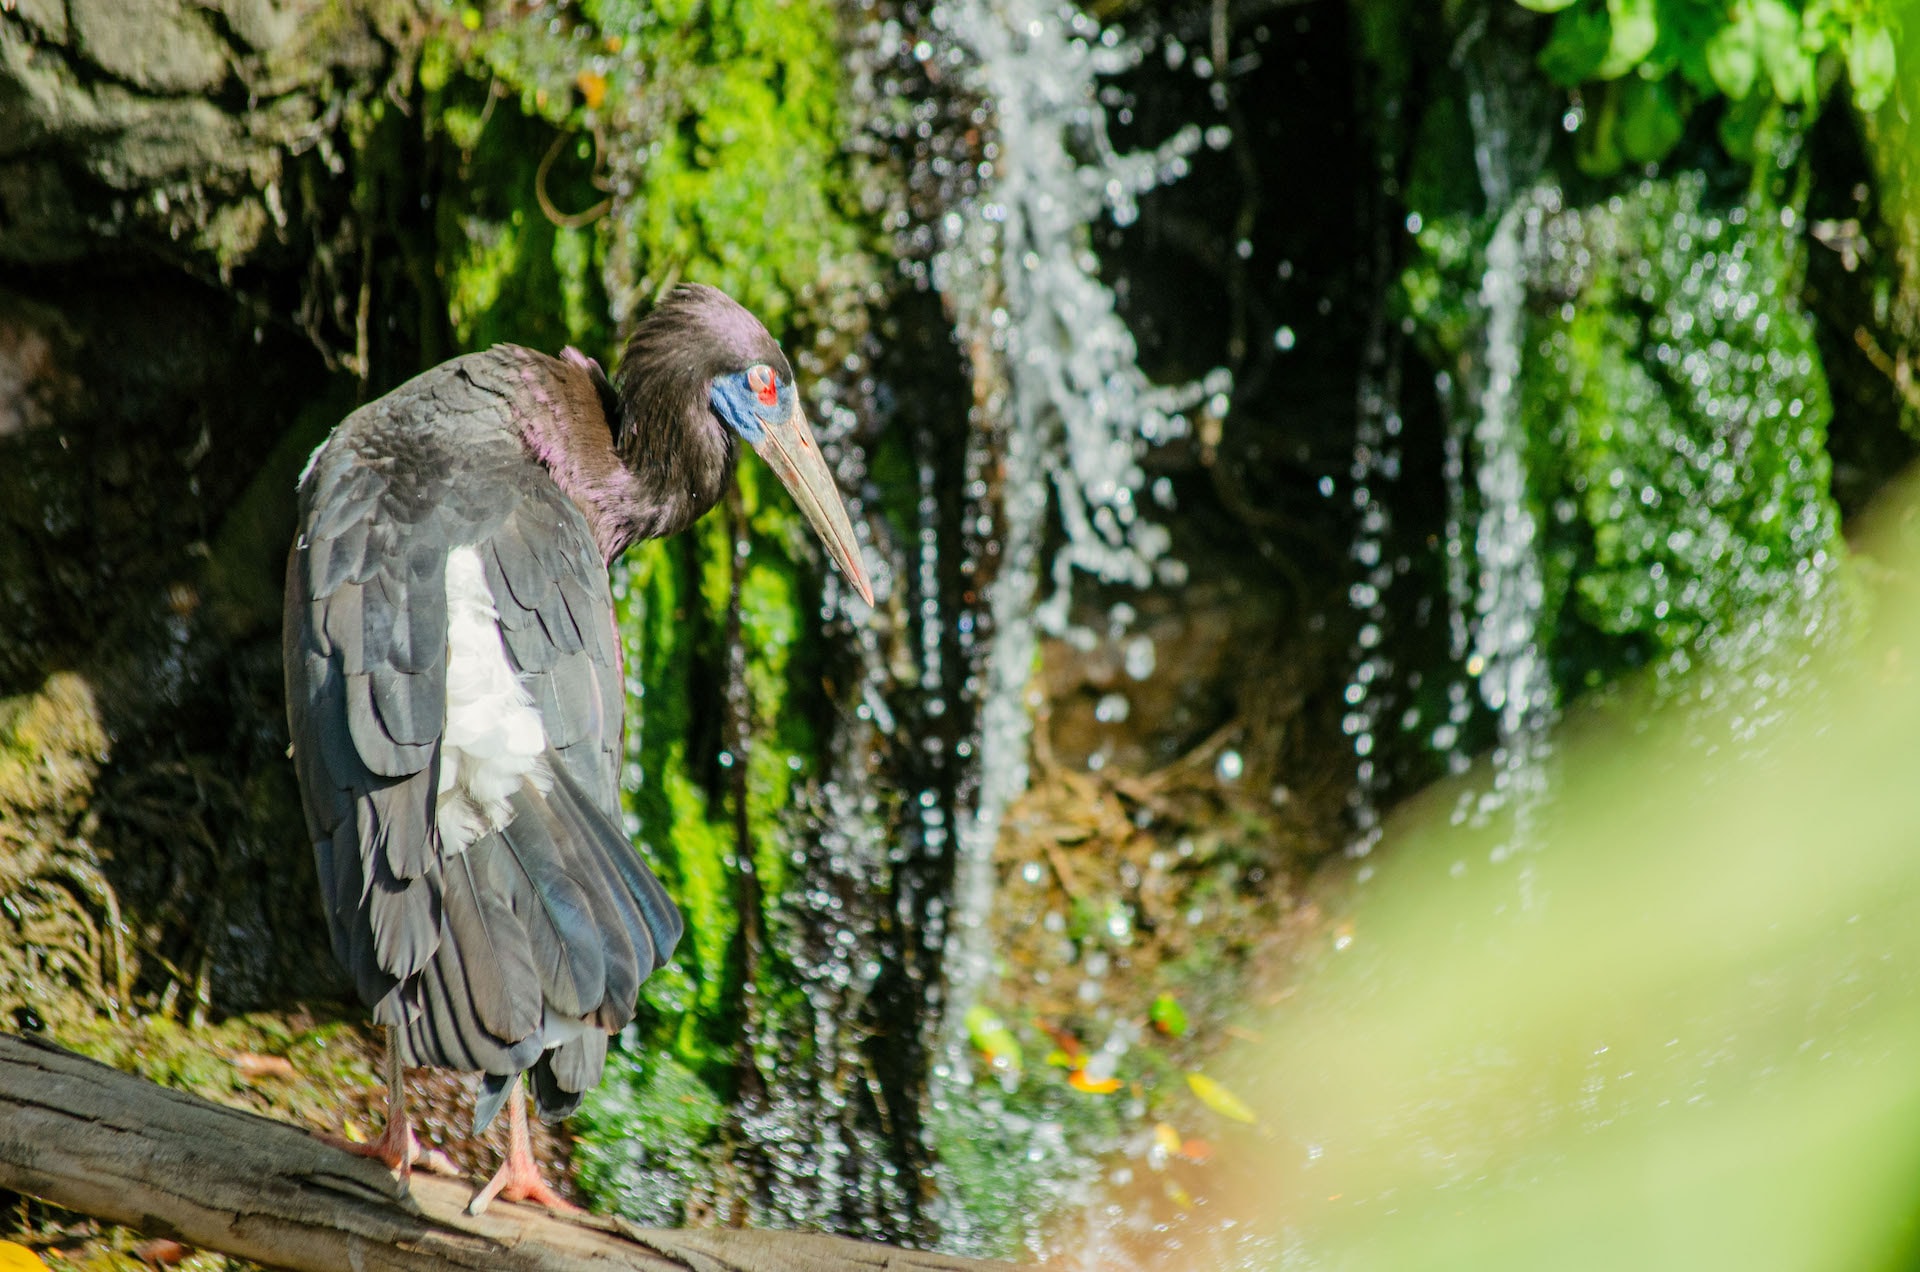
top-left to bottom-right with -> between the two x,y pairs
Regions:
0,1034 -> 1012,1272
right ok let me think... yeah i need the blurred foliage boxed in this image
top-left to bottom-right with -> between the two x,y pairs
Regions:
1135,474 -> 1920,1271
1512,0 -> 1901,173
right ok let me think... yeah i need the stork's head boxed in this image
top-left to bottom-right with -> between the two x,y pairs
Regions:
615,284 -> 874,606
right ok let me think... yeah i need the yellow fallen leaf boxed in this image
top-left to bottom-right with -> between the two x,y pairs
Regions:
1186,1071 -> 1257,1123
1152,1121 -> 1182,1156
1068,1068 -> 1122,1094
575,70 -> 608,110
0,1242 -> 47,1271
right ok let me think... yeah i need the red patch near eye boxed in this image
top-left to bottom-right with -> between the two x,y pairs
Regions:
750,365 -> 779,407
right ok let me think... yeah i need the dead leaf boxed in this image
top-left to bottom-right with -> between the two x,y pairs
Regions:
1179,1137 -> 1215,1164
232,1052 -> 294,1080
134,1238 -> 191,1268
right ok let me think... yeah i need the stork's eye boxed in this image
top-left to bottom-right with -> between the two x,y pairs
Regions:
748,365 -> 779,407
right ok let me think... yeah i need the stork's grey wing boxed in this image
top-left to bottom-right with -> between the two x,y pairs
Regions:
480,480 -> 626,810
284,351 -> 679,1111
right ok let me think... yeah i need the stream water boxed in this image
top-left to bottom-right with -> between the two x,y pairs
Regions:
877,0 -> 1855,1260
900,0 -> 1230,1251
1447,56 -> 1556,861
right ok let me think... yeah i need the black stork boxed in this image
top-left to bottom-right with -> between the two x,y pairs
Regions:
283,283 -> 873,1212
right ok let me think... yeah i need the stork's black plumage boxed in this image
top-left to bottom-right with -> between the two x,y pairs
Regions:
283,284 -> 871,1210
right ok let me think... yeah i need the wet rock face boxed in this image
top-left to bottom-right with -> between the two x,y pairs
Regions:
0,0 -> 435,1030
0,273 -> 341,1023
68,0 -> 230,94
0,0 -> 401,274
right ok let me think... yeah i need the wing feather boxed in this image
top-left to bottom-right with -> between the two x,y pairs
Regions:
442,842 -> 542,1042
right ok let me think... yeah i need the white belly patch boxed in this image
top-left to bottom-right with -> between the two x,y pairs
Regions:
436,545 -> 551,852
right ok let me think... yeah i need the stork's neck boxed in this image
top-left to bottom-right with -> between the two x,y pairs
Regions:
511,351 -> 645,563
514,348 -> 730,562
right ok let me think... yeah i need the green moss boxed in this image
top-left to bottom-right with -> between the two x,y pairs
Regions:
1401,116 -> 1844,706
421,76 -> 614,355
1534,174 -> 1841,676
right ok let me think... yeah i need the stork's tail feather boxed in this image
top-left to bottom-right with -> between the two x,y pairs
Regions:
546,760 -> 684,982
460,759 -> 681,1133
531,1027 -> 609,1122
474,1072 -> 514,1135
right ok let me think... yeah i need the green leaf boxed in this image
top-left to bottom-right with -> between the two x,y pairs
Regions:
1541,4 -> 1615,84
1847,24 -> 1897,112
1704,0 -> 1760,99
1597,0 -> 1660,78
1515,0 -> 1580,11
1150,992 -> 1190,1038
965,1005 -> 1023,1078
1753,0 -> 1816,103
1619,75 -> 1686,163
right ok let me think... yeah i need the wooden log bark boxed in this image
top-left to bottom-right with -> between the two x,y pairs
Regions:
0,1035 -> 1014,1272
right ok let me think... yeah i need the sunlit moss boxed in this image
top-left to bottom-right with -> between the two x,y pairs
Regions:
1530,175 -> 1839,671
420,73 -> 613,355
611,538 -> 738,1076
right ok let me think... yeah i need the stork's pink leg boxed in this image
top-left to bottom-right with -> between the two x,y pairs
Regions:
315,1027 -> 458,1190
467,1081 -> 580,1215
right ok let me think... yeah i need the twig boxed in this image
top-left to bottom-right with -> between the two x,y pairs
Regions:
535,132 -> 613,231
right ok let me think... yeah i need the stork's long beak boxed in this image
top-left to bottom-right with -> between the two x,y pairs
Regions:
751,400 -> 875,607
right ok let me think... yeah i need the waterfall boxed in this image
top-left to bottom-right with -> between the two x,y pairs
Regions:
920,0 -> 1220,1082
1459,196 -> 1555,855
1445,49 -> 1557,856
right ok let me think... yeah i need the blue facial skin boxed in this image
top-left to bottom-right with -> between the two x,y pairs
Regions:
709,367 -> 792,444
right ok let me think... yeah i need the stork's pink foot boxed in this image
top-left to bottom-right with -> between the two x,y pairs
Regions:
467,1081 -> 579,1215
467,1149 -> 579,1214
315,1120 -> 460,1182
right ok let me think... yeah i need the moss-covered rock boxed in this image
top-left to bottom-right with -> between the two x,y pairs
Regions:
1389,3 -> 1848,733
